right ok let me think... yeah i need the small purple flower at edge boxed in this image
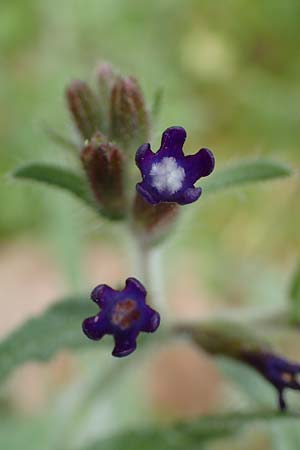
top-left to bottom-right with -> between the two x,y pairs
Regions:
243,351 -> 300,411
135,126 -> 215,205
82,278 -> 160,357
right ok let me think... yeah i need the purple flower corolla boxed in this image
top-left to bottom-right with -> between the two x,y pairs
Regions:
243,351 -> 300,411
82,278 -> 160,358
135,126 -> 215,205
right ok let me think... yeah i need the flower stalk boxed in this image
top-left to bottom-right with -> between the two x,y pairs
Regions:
132,234 -> 167,315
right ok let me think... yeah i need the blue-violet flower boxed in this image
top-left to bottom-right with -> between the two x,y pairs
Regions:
135,126 -> 215,205
82,277 -> 160,357
243,351 -> 300,411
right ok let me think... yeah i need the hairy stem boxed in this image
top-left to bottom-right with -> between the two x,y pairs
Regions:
133,236 -> 167,315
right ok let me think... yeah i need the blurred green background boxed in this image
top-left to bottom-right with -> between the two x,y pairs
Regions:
1,0 -> 300,449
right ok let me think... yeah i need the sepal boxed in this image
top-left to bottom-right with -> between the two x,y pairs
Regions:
80,133 -> 126,219
132,192 -> 179,245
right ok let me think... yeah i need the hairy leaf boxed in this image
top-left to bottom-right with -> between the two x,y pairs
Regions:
83,412 -> 299,450
203,160 -> 292,194
0,296 -> 98,383
13,163 -> 93,207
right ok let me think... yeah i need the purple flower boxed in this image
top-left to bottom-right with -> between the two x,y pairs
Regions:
243,351 -> 300,411
82,278 -> 160,358
135,126 -> 215,205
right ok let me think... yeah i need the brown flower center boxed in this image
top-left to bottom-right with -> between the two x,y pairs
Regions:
281,372 -> 293,383
111,299 -> 141,330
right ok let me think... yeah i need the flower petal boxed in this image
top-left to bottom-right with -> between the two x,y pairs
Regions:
91,284 -> 115,306
174,187 -> 202,205
141,306 -> 160,333
135,143 -> 154,172
273,356 -> 300,374
185,148 -> 215,184
82,315 -> 108,340
125,277 -> 147,298
112,336 -> 137,357
158,126 -> 186,158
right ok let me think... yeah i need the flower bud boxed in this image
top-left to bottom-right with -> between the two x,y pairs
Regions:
132,192 -> 179,245
96,62 -> 118,134
65,80 -> 101,141
110,76 -> 150,150
96,62 -> 118,99
80,133 -> 126,219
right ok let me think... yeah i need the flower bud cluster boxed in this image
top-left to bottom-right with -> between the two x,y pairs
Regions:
65,64 -> 215,235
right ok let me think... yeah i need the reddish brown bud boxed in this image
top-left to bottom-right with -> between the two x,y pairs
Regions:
96,62 -> 118,134
80,133 -> 126,219
132,192 -> 179,245
96,62 -> 118,97
66,80 -> 102,141
110,76 -> 150,150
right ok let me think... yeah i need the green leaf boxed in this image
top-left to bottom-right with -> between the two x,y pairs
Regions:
288,261 -> 300,325
82,412 -> 299,450
13,163 -> 94,207
0,295 -> 98,384
203,160 -> 293,194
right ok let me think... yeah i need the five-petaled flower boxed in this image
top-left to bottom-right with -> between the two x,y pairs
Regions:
82,278 -> 160,357
243,351 -> 300,411
135,126 -> 215,205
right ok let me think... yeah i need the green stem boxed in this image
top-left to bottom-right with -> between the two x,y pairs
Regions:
133,237 -> 167,315
134,239 -> 152,287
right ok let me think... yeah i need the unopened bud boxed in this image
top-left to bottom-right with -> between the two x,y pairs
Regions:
96,62 -> 118,134
96,62 -> 118,98
80,133 -> 126,219
66,80 -> 101,141
110,76 -> 150,149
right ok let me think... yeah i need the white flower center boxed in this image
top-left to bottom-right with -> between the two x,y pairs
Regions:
150,157 -> 185,194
